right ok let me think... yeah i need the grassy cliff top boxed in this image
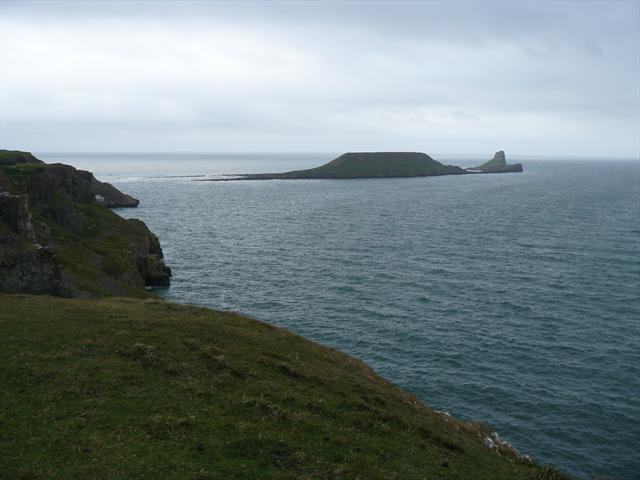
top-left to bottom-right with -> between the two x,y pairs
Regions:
0,294 -> 565,480
0,149 -> 43,166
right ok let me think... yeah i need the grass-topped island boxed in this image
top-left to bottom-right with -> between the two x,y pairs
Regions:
0,151 -> 564,479
199,151 -> 523,181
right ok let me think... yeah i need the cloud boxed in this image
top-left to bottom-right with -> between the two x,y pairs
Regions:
0,0 -> 638,156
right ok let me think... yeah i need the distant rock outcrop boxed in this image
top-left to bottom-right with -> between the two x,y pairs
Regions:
0,150 -> 170,297
469,151 -> 523,173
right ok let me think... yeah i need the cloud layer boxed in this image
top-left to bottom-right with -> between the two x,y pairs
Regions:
1,0 -> 638,156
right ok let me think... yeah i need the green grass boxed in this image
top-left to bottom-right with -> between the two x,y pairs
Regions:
0,294 -> 568,480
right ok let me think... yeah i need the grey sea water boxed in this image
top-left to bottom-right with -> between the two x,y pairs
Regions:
41,153 -> 640,479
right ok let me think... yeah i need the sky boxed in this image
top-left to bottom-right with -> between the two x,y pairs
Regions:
0,0 -> 639,157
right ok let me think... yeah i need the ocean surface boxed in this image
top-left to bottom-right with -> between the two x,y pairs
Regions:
40,153 -> 640,479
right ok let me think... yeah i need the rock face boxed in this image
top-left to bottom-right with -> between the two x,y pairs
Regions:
0,192 -> 41,243
0,192 -> 71,296
470,151 -> 523,173
0,150 -> 170,297
126,219 -> 172,287
0,240 -> 71,297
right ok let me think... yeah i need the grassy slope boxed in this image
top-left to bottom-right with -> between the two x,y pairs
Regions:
0,295 -> 563,480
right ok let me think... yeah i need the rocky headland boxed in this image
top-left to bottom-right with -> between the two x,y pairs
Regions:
0,150 -> 170,298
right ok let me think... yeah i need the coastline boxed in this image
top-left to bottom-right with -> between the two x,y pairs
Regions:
0,151 -> 570,478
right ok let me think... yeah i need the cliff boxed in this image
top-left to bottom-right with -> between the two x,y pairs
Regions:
470,151 -> 523,173
0,150 -> 170,297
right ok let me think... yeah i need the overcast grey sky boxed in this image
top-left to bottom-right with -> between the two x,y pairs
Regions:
1,0 -> 638,157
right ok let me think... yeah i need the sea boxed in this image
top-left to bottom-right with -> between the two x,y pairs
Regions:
39,152 -> 640,480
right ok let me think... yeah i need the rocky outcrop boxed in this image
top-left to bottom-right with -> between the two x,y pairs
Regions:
0,192 -> 39,243
135,254 -> 172,287
126,219 -> 172,287
0,241 -> 71,297
0,151 -> 170,297
470,151 -> 523,173
0,193 -> 71,296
